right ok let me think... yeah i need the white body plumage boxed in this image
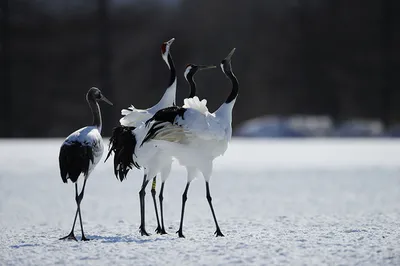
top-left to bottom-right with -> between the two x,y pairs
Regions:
145,97 -> 235,182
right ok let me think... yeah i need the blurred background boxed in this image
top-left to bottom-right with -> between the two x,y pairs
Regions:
1,0 -> 399,138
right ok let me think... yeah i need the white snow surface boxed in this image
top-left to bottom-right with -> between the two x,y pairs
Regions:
1,138 -> 400,265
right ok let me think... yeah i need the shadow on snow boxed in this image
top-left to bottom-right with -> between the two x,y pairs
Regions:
87,234 -> 173,243
10,244 -> 40,249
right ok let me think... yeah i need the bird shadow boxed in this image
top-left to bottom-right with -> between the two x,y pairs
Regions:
10,244 -> 40,249
9,235 -> 174,247
87,234 -> 173,244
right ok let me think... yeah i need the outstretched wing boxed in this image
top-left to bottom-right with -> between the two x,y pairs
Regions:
175,109 -> 226,141
142,106 -> 226,146
119,106 -> 153,127
141,106 -> 186,144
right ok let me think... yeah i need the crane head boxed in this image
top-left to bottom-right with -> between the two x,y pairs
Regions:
220,48 -> 236,74
161,38 -> 175,58
184,64 -> 216,80
87,87 -> 113,106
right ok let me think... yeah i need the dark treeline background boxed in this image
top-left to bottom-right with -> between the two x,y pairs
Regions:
0,0 -> 399,137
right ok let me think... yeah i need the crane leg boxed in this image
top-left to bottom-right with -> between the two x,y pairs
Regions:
59,183 -> 80,241
159,181 -> 167,234
206,181 -> 224,237
139,174 -> 150,236
176,182 -> 190,238
151,176 -> 162,234
77,178 -> 89,241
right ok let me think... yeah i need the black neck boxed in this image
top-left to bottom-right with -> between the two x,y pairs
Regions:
224,69 -> 239,104
186,72 -> 196,98
88,98 -> 102,130
167,53 -> 176,88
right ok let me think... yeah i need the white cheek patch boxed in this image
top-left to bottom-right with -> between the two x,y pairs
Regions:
162,52 -> 168,59
184,66 -> 192,80
162,51 -> 170,69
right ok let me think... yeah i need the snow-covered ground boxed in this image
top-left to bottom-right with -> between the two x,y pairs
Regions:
1,139 -> 400,265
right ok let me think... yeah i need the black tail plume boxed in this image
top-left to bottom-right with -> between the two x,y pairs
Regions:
105,126 -> 140,181
59,141 -> 94,183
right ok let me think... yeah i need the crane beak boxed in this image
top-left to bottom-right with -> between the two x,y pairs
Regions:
164,38 -> 175,46
224,48 -> 236,61
198,65 -> 217,70
101,95 -> 113,106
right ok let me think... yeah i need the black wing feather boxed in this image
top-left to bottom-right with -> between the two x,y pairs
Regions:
105,126 -> 139,181
142,106 -> 186,145
59,141 -> 94,183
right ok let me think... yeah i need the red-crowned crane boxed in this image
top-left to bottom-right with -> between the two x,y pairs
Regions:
59,87 -> 112,241
106,38 -> 177,235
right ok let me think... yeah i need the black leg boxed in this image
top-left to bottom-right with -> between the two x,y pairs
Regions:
59,183 -> 79,241
159,181 -> 167,234
206,182 -> 224,237
176,182 -> 190,238
77,179 -> 90,241
139,174 -> 150,236
151,177 -> 162,234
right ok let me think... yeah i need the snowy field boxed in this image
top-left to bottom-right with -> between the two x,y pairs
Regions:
1,138 -> 400,265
